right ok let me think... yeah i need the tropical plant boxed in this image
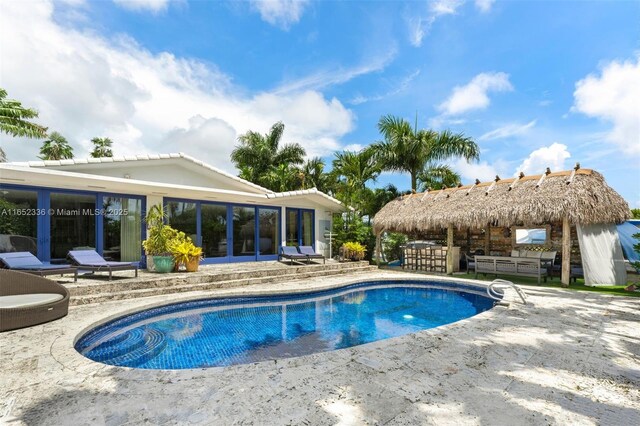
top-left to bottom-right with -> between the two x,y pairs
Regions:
142,205 -> 176,256
0,88 -> 48,162
170,238 -> 203,270
0,88 -> 48,139
382,232 -> 408,262
263,163 -> 303,192
341,241 -> 367,260
370,114 -> 479,191
231,121 -> 306,190
331,149 -> 381,213
631,208 -> 640,219
39,131 -> 74,160
417,164 -> 461,191
300,157 -> 330,192
90,137 -> 114,158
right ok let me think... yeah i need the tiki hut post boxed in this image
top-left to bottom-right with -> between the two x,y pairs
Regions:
375,231 -> 382,266
446,224 -> 454,274
561,217 -> 571,287
484,223 -> 491,254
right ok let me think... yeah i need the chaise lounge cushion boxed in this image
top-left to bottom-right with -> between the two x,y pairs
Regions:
0,293 -> 64,309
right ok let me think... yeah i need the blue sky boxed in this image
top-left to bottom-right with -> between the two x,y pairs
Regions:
1,0 -> 638,205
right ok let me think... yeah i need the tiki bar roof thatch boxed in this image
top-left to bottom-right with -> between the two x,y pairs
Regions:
373,167 -> 630,233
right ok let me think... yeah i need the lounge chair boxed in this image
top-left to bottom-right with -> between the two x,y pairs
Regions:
0,269 -> 70,332
278,246 -> 309,265
0,252 -> 78,282
67,250 -> 138,280
298,246 -> 325,264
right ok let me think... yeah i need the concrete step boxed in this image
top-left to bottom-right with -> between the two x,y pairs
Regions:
70,264 -> 378,305
67,261 -> 372,297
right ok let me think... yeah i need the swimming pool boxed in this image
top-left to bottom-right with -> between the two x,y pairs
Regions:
75,280 -> 496,369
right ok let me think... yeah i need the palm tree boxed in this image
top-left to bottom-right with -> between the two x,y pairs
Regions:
231,122 -> 306,190
39,132 -> 74,160
417,164 -> 461,191
370,114 -> 479,191
331,149 -> 381,212
0,88 -> 48,162
300,157 -> 330,192
263,163 -> 302,192
90,137 -> 114,158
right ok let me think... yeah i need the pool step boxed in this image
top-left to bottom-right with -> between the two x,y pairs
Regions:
70,263 -> 378,305
67,261 -> 372,296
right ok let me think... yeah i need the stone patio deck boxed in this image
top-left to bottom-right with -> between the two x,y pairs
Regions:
1,270 -> 638,425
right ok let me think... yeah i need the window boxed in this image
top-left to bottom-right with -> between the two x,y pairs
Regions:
286,208 -> 314,248
103,196 -> 142,262
258,208 -> 279,255
166,201 -> 197,242
232,206 -> 255,256
0,188 -> 38,255
50,192 -> 96,261
202,204 -> 227,258
302,210 -> 313,246
286,209 -> 298,246
514,227 -> 549,245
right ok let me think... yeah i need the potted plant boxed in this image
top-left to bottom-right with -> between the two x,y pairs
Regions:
171,237 -> 203,272
142,205 -> 176,273
341,242 -> 366,261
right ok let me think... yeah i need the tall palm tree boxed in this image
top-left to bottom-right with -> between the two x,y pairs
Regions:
300,157 -> 329,192
90,137 -> 114,158
0,88 -> 48,162
331,149 -> 381,212
370,114 -> 479,191
231,122 -> 306,190
39,132 -> 74,160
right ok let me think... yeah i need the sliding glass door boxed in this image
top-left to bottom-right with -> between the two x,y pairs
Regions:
285,208 -> 315,248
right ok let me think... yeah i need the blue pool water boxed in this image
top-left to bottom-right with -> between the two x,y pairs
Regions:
75,280 -> 495,369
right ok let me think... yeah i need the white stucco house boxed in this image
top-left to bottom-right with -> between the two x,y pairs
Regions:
0,153 -> 344,265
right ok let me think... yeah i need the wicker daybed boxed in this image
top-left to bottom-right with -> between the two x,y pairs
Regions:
0,269 -> 70,332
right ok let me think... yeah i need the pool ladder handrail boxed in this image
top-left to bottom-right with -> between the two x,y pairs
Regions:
487,279 -> 528,305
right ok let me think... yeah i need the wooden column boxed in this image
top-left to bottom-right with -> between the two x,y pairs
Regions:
375,231 -> 382,266
561,217 -> 571,287
484,223 -> 491,254
446,224 -> 454,275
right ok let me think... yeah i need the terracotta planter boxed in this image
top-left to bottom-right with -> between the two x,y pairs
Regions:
185,257 -> 200,272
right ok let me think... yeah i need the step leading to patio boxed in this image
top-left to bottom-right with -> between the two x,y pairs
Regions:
67,261 -> 378,305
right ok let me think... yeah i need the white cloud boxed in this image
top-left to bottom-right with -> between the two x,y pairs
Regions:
406,0 -> 463,47
572,56 -> 640,155
0,0 -> 354,169
438,72 -> 513,115
113,0 -> 171,13
274,47 -> 398,94
453,159 -> 501,183
474,0 -> 495,13
479,120 -> 536,141
250,0 -> 309,30
516,143 -> 571,175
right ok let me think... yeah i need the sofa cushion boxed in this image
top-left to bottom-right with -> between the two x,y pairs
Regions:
0,293 -> 64,309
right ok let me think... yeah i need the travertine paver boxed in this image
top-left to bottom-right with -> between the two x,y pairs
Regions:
1,271 -> 638,425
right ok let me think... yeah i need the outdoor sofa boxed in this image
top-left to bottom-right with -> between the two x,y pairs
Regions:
67,250 -> 138,280
0,269 -> 70,332
0,252 -> 78,282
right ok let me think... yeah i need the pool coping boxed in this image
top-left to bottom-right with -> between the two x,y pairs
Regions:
50,271 -> 519,381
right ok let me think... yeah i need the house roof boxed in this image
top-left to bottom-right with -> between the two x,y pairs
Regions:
9,152 -> 271,194
373,167 -> 630,233
0,162 -> 346,211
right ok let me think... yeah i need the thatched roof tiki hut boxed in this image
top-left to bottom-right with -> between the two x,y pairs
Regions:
373,166 -> 630,286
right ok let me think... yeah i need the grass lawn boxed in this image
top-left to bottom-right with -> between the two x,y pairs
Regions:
454,272 -> 640,298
